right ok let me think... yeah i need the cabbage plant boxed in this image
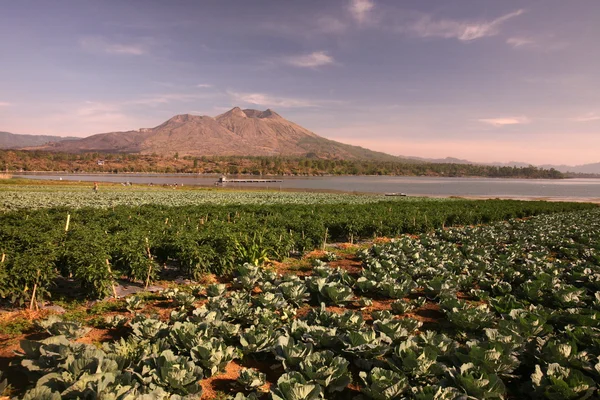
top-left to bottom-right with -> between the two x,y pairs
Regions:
237,367 -> 266,391
150,350 -> 203,396
298,350 -> 351,393
190,338 -> 238,376
448,363 -> 506,399
359,367 -> 408,399
206,283 -> 227,297
273,335 -> 313,370
270,372 -> 322,400
531,363 -> 597,400
36,315 -> 89,339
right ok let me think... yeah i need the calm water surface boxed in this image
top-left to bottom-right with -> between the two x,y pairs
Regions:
14,173 -> 600,199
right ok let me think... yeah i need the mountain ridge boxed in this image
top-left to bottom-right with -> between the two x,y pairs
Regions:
3,110 -> 599,172
403,155 -> 600,174
24,108 -> 402,161
0,131 -> 76,149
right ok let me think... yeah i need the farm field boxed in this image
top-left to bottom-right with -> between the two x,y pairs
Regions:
0,208 -> 599,399
0,182 -> 402,211
0,183 -> 599,399
0,192 -> 593,303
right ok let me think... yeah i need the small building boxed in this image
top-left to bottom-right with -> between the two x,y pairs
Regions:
97,160 -> 105,166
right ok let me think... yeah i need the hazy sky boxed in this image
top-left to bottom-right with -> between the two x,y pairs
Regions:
1,0 -> 599,165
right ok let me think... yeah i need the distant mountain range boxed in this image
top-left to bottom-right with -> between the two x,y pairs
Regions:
404,156 -> 600,175
0,131 -> 76,149
2,109 -> 599,173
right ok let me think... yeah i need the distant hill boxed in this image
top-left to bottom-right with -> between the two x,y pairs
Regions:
31,107 -> 402,161
489,161 -> 600,175
402,155 -> 474,165
0,131 -> 75,149
538,162 -> 600,174
408,155 -> 600,175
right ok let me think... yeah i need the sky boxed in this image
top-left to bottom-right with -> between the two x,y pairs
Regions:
1,0 -> 599,165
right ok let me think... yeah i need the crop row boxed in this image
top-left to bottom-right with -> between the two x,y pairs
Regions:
0,188 -> 450,211
4,207 -> 600,399
0,200 -> 594,304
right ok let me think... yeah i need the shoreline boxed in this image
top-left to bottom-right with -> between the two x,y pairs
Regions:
10,171 -> 600,180
2,179 -> 600,205
443,194 -> 600,205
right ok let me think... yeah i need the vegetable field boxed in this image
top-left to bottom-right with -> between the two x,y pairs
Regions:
0,199 -> 593,304
3,208 -> 600,399
0,187 -> 449,211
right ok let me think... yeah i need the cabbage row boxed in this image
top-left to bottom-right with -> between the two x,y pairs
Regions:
6,208 -> 600,399
0,188 -> 448,211
0,200 -> 592,305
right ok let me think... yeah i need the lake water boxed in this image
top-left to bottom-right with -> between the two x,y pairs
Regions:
13,173 -> 600,200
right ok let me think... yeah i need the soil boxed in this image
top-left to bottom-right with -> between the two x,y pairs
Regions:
409,302 -> 449,332
295,304 -> 312,320
0,330 -> 48,395
328,257 -> 363,276
75,327 -> 118,345
200,360 -> 243,399
344,298 -> 395,323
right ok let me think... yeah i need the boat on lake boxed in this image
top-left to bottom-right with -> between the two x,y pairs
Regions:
216,175 -> 283,184
385,192 -> 408,196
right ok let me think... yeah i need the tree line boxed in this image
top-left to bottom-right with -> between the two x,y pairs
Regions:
0,150 -> 565,179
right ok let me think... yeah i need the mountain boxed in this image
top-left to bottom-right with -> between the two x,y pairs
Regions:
489,161 -> 600,174
0,131 -> 76,149
539,162 -> 600,174
401,155 -> 474,164
31,107 -> 401,161
404,155 -> 600,174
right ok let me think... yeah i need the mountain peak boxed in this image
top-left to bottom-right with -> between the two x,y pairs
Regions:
218,107 -> 282,120
242,108 -> 281,119
219,107 -> 247,118
167,114 -> 206,123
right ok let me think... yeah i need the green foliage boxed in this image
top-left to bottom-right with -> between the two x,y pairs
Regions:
390,300 -> 414,315
271,372 -> 322,400
359,367 -> 408,399
531,363 -> 597,399
3,205 -> 600,399
237,368 -> 266,391
0,316 -> 33,335
278,280 -> 310,306
235,232 -> 271,266
0,197 -> 593,303
190,338 -> 238,376
297,350 -> 352,393
36,315 -> 91,339
444,302 -> 496,332
206,283 -> 227,298
307,277 -> 354,305
273,335 -> 313,370
239,326 -> 276,355
150,349 -> 203,396
130,316 -> 168,340
125,295 -> 145,313
112,235 -> 159,283
448,363 -> 507,399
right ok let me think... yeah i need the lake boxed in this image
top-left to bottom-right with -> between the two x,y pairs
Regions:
13,173 -> 600,200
